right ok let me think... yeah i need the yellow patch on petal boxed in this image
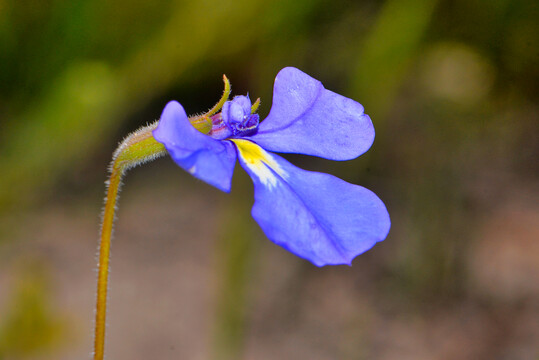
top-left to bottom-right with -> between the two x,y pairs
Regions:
231,139 -> 286,188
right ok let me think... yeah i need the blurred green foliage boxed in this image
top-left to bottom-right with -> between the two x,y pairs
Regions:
0,0 -> 537,357
0,264 -> 67,358
352,0 -> 438,119
211,175 -> 259,360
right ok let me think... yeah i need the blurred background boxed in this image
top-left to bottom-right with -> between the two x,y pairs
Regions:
0,0 -> 537,359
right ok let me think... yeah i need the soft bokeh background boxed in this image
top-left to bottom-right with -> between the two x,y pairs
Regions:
0,0 -> 537,359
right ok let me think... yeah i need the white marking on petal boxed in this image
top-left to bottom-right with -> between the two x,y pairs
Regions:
231,139 -> 287,189
188,165 -> 196,174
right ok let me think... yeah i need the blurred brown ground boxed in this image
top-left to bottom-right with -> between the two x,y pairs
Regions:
1,159 -> 537,360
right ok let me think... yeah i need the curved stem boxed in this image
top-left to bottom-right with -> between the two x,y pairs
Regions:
93,77 -> 230,359
94,122 -> 166,360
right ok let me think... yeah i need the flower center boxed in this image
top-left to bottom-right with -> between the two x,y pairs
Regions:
208,95 -> 260,140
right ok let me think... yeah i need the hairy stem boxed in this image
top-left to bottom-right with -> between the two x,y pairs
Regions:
94,122 -> 166,360
94,167 -> 120,360
94,75 -> 230,359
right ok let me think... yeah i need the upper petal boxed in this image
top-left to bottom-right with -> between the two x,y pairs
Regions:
232,139 -> 390,266
249,67 -> 375,161
153,101 -> 237,192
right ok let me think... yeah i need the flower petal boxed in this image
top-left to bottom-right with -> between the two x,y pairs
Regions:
153,101 -> 237,192
249,67 -> 375,161
232,139 -> 390,266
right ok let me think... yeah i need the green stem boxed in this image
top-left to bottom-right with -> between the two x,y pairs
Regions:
93,74 -> 231,360
94,122 -> 166,360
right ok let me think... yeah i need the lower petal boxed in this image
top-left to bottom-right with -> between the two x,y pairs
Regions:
232,139 -> 390,266
153,101 -> 237,192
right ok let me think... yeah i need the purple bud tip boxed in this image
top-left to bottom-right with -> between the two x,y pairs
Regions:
218,95 -> 260,137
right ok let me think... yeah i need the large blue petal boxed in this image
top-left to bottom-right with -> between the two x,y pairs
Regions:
153,101 -> 237,192
232,139 -> 390,266
249,67 -> 375,161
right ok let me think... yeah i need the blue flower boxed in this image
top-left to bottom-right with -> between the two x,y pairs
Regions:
153,67 -> 390,266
